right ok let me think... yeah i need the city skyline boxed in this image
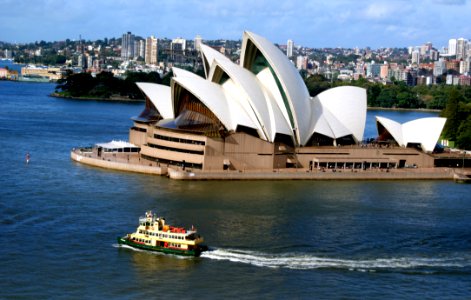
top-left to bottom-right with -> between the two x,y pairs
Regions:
1,0 -> 470,48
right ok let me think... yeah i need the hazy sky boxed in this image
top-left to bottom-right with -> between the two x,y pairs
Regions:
1,0 -> 470,48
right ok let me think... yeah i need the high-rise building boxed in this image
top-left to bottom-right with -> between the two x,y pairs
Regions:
171,38 -> 186,52
121,31 -> 135,60
425,42 -> 433,52
411,50 -> 420,65
296,55 -> 307,70
287,39 -> 293,57
133,40 -> 139,60
448,38 -> 457,56
429,49 -> 439,61
87,54 -> 93,70
77,54 -> 86,68
433,59 -> 446,76
194,35 -> 202,51
420,45 -> 428,56
459,59 -> 470,75
145,36 -> 158,65
139,40 -> 146,59
380,63 -> 389,79
4,49 -> 12,59
456,38 -> 468,60
171,38 -> 186,63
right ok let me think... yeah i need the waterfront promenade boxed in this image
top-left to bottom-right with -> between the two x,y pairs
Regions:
71,148 -> 460,181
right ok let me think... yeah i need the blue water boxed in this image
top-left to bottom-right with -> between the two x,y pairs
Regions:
0,59 -> 24,73
1,80 -> 470,299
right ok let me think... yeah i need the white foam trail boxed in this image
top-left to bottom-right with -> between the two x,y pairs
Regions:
201,248 -> 471,271
114,243 -> 145,252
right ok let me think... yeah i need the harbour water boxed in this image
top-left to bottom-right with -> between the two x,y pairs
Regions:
0,80 -> 470,299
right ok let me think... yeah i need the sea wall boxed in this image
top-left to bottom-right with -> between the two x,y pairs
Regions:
70,151 -> 167,175
168,168 -> 454,181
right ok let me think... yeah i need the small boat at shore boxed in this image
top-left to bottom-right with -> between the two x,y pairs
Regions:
117,211 -> 207,257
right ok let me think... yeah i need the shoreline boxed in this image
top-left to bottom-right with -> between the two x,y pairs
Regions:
367,107 -> 441,113
50,92 -> 144,102
49,92 -> 441,111
70,149 -> 466,181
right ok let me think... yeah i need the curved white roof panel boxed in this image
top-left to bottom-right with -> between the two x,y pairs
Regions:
171,76 -> 234,131
219,79 -> 259,131
376,116 -> 446,152
310,86 -> 367,142
200,44 -> 232,78
135,82 -> 174,119
376,116 -> 403,145
241,31 -> 312,145
208,58 -> 273,141
172,67 -> 201,79
403,118 -> 446,152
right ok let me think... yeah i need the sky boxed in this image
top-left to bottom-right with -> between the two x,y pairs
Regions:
1,0 -> 470,49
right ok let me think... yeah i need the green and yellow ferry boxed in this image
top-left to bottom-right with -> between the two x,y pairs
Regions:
117,211 -> 207,257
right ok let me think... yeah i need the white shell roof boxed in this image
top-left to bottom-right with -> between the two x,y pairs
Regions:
136,31 -> 371,148
200,44 -> 232,78
376,116 -> 446,152
310,86 -> 367,142
172,67 -> 201,79
208,58 -> 272,141
172,75 -> 256,132
376,116 -> 403,145
241,31 -> 312,145
135,82 -> 174,119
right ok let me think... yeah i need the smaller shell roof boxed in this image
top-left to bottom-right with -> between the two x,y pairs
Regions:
376,116 -> 446,152
135,82 -> 174,119
309,86 -> 367,143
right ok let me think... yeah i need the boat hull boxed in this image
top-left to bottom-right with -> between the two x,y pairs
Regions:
117,237 -> 206,257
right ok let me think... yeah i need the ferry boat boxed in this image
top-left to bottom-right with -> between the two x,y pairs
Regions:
117,211 -> 207,257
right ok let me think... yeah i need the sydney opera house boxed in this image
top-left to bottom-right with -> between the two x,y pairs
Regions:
121,31 -> 446,172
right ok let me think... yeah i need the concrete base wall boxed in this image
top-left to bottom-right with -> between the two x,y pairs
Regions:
168,168 -> 454,180
71,151 -> 167,175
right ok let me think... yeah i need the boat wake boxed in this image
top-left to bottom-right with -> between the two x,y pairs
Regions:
201,248 -> 471,272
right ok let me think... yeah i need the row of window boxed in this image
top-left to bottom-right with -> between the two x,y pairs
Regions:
139,229 -> 186,240
141,154 -> 203,170
147,143 -> 204,155
132,237 -> 150,244
154,133 -> 205,146
131,127 -> 147,133
102,148 -> 139,153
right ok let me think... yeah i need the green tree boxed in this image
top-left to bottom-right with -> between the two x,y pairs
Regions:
161,71 -> 174,86
456,115 -> 471,149
376,88 -> 396,108
367,84 -> 382,107
304,74 -> 331,97
58,73 -> 96,97
441,89 -> 462,141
